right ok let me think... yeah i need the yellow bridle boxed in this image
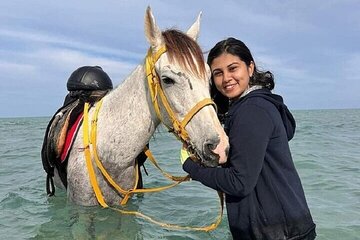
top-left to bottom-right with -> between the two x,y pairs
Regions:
81,46 -> 224,232
145,46 -> 216,143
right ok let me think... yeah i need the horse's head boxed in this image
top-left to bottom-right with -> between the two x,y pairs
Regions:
144,7 -> 229,167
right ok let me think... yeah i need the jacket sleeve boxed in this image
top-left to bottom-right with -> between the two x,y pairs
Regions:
183,104 -> 274,198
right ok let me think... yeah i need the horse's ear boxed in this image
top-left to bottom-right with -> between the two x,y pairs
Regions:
144,6 -> 163,49
186,11 -> 202,41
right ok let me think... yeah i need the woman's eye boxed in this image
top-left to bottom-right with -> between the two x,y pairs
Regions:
229,66 -> 237,72
162,77 -> 175,85
213,71 -> 222,77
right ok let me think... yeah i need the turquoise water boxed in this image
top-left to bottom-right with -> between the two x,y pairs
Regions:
0,109 -> 359,239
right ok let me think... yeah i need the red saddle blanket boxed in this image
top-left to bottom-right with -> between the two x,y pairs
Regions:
60,112 -> 83,162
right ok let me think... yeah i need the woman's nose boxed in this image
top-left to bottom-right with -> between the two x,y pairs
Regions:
223,71 -> 231,82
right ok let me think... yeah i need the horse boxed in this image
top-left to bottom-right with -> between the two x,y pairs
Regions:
55,7 -> 229,206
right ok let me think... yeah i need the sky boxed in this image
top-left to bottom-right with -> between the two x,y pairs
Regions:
1,0 -> 359,118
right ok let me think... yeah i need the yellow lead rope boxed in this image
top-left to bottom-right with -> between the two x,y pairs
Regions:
83,100 -> 224,232
88,99 -> 190,205
83,102 -> 108,208
90,99 -> 138,205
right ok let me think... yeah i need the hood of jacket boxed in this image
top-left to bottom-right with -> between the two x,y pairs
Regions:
231,88 -> 296,140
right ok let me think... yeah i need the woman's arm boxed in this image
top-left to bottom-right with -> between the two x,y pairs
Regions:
183,104 -> 274,198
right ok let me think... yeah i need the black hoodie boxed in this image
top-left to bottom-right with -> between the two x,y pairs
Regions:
183,89 -> 315,239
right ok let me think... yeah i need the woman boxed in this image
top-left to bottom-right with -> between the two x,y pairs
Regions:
181,38 -> 316,239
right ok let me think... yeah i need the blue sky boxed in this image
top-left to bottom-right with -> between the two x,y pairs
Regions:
1,0 -> 359,117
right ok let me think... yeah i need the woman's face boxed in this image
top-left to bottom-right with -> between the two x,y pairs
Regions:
210,53 -> 254,99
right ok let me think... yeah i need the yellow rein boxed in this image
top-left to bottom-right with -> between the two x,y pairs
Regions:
83,100 -> 224,231
82,46 -> 224,231
84,99 -> 189,205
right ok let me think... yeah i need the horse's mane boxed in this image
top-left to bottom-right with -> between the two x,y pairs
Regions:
162,29 -> 206,80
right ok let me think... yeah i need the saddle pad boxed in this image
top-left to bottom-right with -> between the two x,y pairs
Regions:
60,113 -> 83,162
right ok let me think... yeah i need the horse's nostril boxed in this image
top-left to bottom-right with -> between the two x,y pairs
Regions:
201,138 -> 221,167
203,138 -> 220,153
205,142 -> 216,151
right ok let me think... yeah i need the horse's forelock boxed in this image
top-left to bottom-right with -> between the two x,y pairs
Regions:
162,29 -> 206,80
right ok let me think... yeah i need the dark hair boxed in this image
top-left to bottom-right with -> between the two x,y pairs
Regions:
207,37 -> 274,115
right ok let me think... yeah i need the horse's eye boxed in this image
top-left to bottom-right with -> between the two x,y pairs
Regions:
162,77 -> 175,85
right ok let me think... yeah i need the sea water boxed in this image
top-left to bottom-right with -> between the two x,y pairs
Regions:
0,109 -> 359,239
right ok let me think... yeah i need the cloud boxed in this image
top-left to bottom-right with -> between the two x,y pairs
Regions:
0,30 -> 138,117
0,29 -> 144,61
0,0 -> 359,117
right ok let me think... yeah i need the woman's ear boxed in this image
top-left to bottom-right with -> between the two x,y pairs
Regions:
249,61 -> 255,77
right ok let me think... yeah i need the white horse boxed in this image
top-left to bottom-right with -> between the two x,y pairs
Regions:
57,7 -> 229,206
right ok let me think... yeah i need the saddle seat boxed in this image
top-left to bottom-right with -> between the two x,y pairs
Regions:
42,99 -> 85,191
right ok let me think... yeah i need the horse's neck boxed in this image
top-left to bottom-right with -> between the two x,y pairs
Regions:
96,65 -> 159,162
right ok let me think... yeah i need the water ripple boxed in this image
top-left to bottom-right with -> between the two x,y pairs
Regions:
1,112 -> 359,239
